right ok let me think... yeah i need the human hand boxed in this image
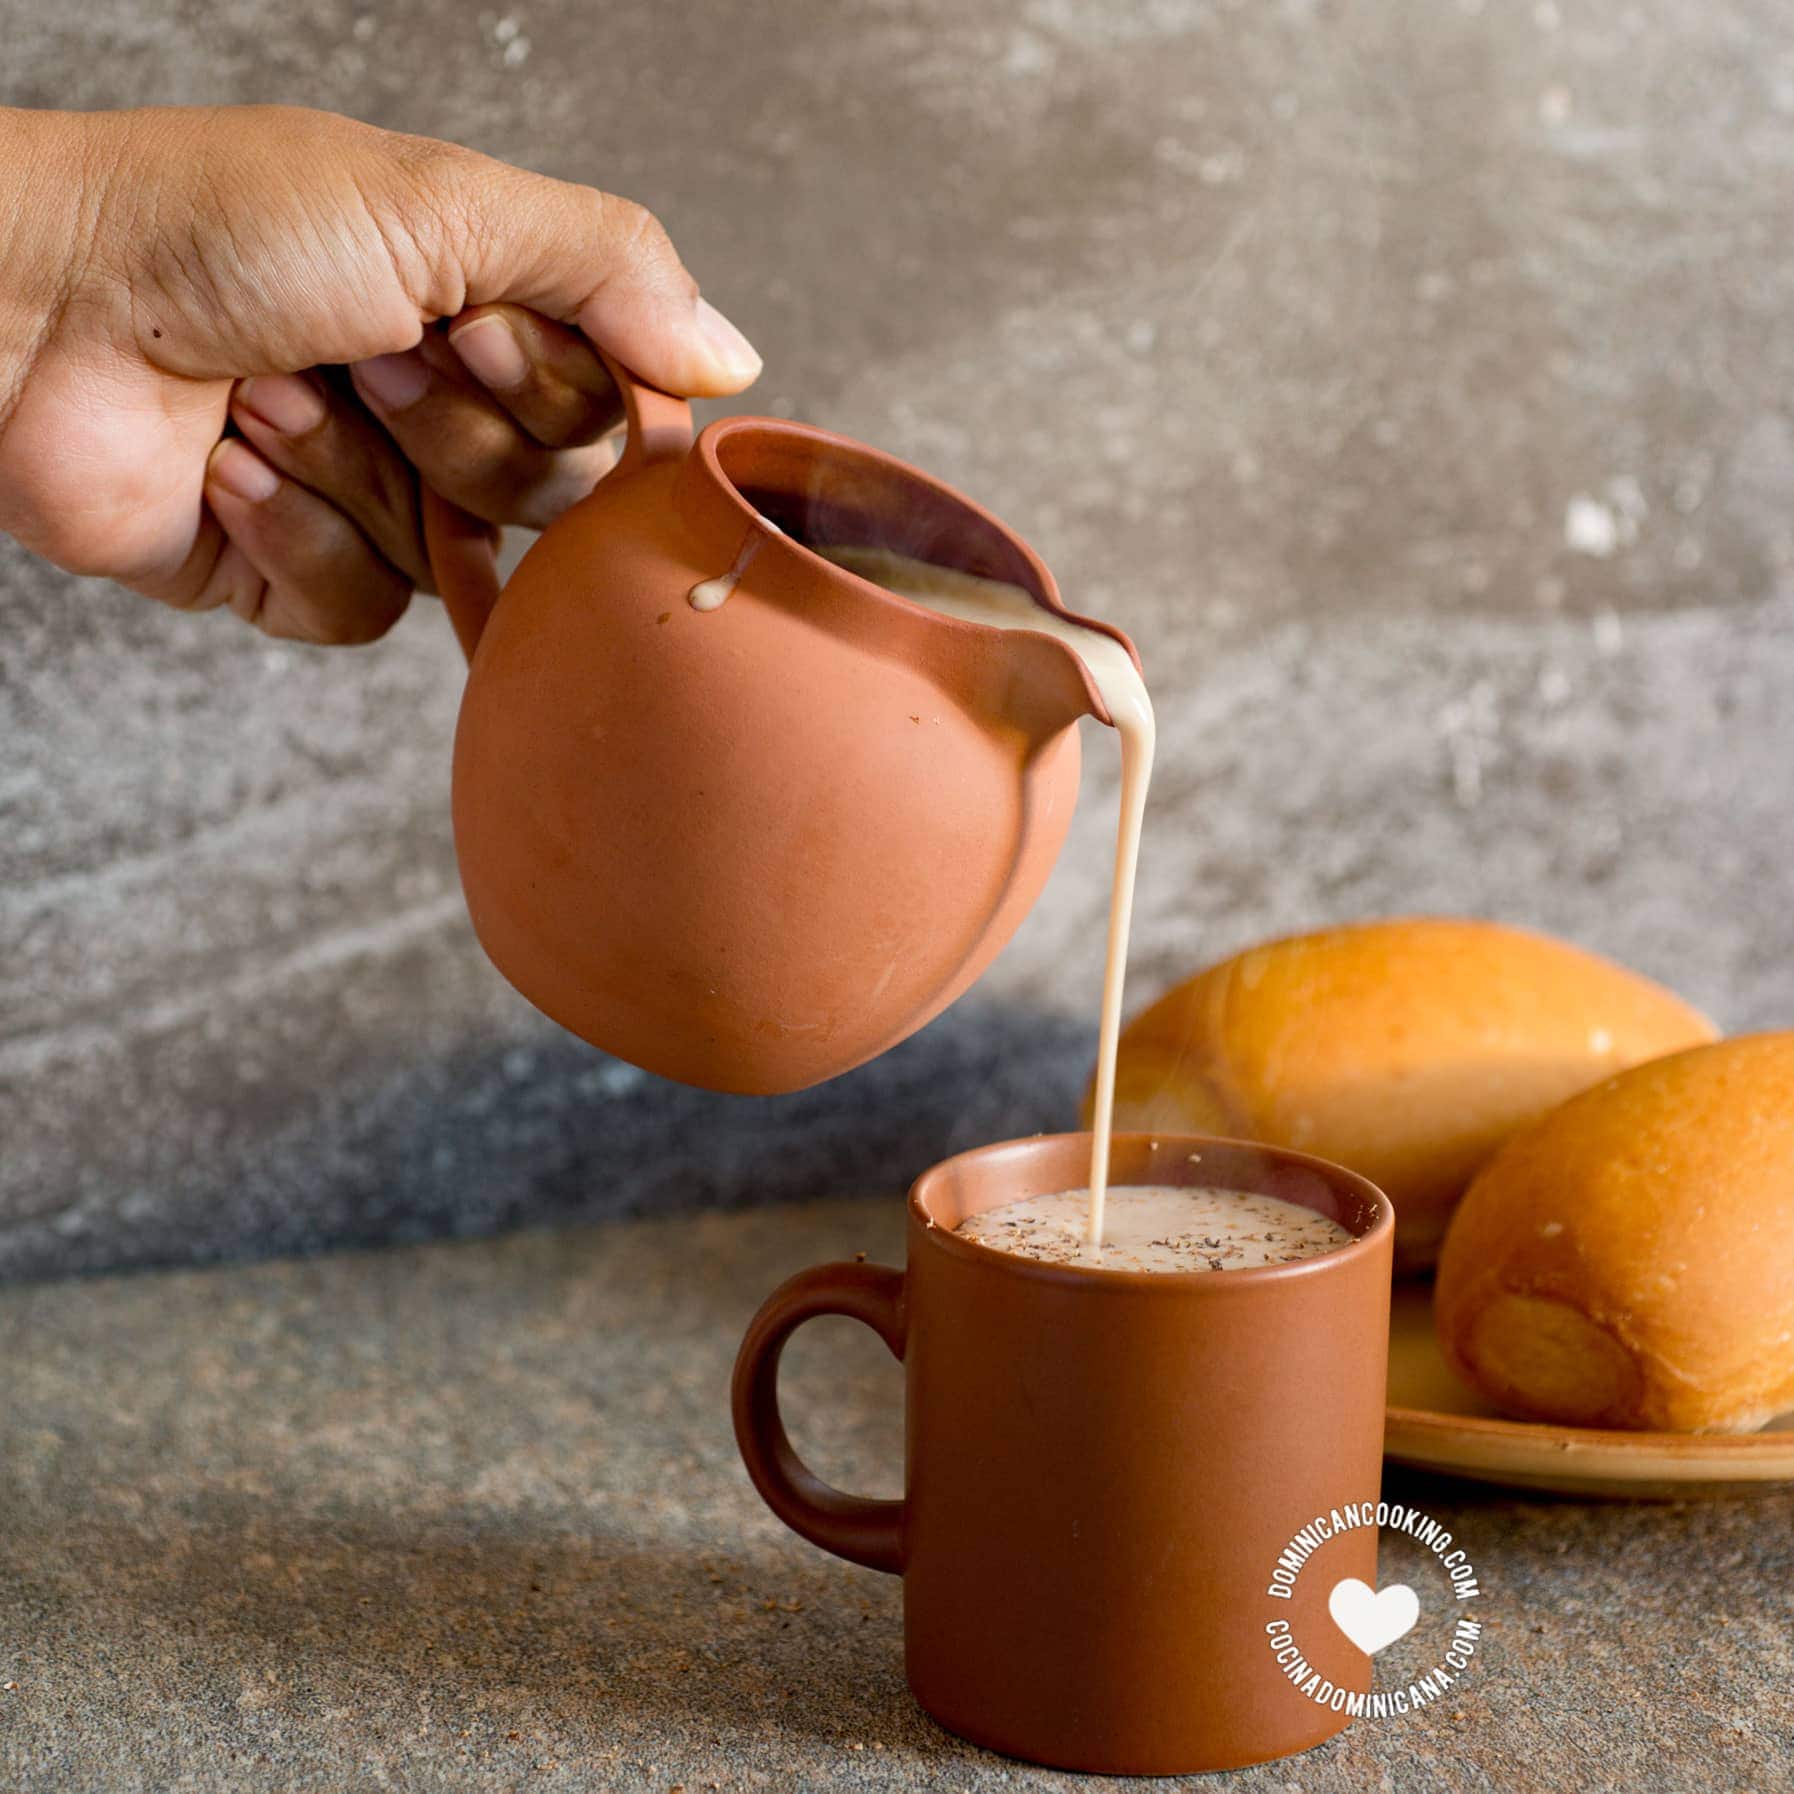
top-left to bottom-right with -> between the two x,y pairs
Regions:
0,104 -> 761,643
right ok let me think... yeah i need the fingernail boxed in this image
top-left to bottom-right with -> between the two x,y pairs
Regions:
207,439 -> 280,503
237,373 -> 326,436
449,314 -> 529,391
693,298 -> 762,381
353,350 -> 430,411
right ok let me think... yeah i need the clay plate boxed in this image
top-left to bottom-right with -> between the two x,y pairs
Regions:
1384,1283 -> 1794,1499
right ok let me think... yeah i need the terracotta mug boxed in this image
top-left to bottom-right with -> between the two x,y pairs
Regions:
732,1132 -> 1395,1775
420,357 -> 1138,1097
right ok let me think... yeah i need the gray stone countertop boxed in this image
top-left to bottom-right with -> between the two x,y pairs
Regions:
2,1197 -> 1789,1794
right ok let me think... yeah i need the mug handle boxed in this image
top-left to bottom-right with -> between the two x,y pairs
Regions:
731,1262 -> 908,1575
420,347 -> 695,663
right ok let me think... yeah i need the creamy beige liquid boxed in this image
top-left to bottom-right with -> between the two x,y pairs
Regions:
689,514 -> 784,610
815,545 -> 1156,1248
956,1185 -> 1352,1273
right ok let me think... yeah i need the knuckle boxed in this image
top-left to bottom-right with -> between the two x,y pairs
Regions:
301,598 -> 401,647
544,396 -> 623,452
376,127 -> 488,218
436,466 -> 531,525
409,419 -> 543,522
211,560 -> 271,628
599,193 -> 686,283
501,381 -> 594,452
253,596 -> 333,644
507,448 -> 610,530
364,130 -> 495,309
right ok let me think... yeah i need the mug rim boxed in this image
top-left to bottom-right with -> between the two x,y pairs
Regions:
909,1131 -> 1394,1292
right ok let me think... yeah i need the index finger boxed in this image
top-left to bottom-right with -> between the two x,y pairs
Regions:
445,304 -> 625,449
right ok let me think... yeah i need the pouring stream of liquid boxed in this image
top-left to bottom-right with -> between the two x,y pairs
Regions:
814,546 -> 1155,1246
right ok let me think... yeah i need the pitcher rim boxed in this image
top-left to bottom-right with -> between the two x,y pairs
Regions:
681,414 -> 1143,697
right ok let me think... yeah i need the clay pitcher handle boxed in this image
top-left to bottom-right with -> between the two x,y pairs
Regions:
731,1261 -> 908,1575
420,347 -> 695,663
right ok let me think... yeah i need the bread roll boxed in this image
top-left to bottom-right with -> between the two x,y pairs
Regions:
1434,1034 -> 1794,1433
1085,918 -> 1716,1273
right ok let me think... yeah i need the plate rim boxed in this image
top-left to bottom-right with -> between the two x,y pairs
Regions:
1384,1401 -> 1794,1484
1383,1280 -> 1794,1488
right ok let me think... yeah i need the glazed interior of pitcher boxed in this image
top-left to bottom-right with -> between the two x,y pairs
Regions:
706,419 -> 1055,598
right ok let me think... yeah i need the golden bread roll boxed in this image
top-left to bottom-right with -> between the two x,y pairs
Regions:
1085,917 -> 1716,1273
1434,1033 -> 1794,1433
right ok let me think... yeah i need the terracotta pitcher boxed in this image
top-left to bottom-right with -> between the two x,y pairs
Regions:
421,355 -> 1139,1095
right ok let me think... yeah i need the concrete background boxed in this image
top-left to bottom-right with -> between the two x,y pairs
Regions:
5,0 -> 1793,1279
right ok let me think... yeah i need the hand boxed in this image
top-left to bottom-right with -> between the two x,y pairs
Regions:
0,105 -> 761,643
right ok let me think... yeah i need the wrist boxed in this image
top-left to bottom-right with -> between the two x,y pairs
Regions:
0,107 -> 96,436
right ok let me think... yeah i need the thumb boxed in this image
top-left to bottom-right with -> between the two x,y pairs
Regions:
427,151 -> 762,399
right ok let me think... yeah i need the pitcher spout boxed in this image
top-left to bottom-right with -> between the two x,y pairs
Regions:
677,415 -> 1142,745
1000,623 -> 1126,739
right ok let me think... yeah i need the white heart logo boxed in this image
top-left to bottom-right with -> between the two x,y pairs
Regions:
1328,1578 -> 1420,1655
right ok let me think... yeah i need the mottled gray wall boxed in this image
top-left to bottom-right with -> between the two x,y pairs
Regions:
4,0 -> 1791,1280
